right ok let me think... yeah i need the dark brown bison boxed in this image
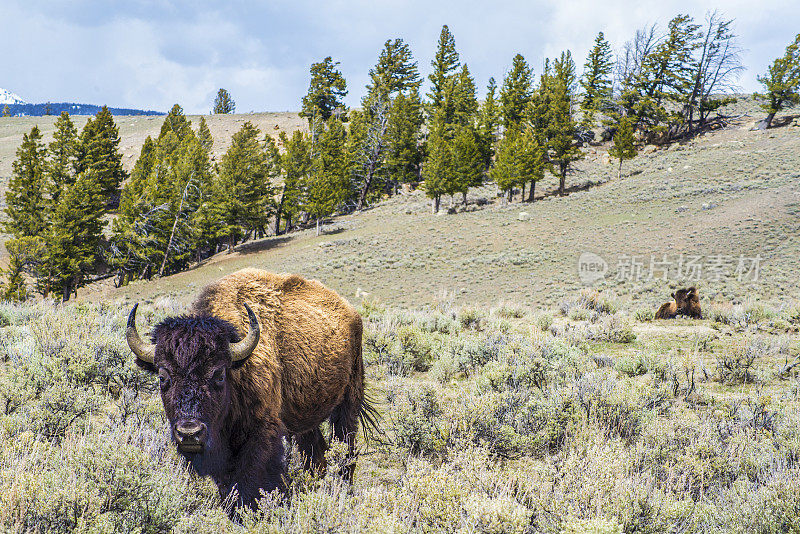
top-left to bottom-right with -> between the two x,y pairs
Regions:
655,287 -> 702,319
126,268 -> 376,510
682,287 -> 702,318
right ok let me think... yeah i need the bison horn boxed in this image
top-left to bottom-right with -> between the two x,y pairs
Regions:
230,303 -> 260,362
126,303 -> 156,364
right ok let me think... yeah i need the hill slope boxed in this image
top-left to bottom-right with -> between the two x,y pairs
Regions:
0,111 -> 307,189
89,110 -> 800,311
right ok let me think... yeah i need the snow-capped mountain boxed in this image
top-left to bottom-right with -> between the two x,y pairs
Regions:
0,88 -> 25,105
0,88 -> 162,117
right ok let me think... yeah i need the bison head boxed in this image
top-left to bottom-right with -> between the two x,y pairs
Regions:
672,288 -> 689,308
126,304 -> 260,461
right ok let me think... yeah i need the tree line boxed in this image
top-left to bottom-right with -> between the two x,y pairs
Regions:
3,16 -> 799,301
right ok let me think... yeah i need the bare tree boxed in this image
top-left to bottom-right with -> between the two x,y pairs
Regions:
614,23 -> 662,98
355,96 -> 390,210
158,175 -> 196,277
685,11 -> 743,133
607,23 -> 664,131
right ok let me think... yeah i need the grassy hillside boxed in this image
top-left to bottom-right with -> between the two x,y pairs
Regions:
0,111 -> 307,191
87,105 -> 800,313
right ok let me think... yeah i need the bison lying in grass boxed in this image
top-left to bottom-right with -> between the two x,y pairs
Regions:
655,287 -> 702,319
126,268 -> 377,511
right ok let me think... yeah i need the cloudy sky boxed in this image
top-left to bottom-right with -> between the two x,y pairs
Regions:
2,0 -> 797,114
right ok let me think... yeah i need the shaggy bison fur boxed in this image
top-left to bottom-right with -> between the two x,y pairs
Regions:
127,268 -> 377,511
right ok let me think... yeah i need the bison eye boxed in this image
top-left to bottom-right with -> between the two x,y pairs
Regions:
212,368 -> 225,387
158,368 -> 171,390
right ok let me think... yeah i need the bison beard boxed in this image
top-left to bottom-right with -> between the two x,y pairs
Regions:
126,269 -> 375,514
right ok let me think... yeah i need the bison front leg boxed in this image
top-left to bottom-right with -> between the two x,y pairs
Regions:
295,427 -> 328,474
224,428 -> 287,514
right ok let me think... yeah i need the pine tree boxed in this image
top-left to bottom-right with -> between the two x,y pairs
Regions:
197,116 -> 213,151
301,57 -> 348,125
427,25 -> 461,112
756,34 -> 800,129
530,59 -> 553,134
547,52 -> 583,196
490,126 -> 544,203
118,136 -> 156,219
520,126 -> 546,202
186,126 -> 221,264
500,54 -> 534,129
623,15 -> 702,137
354,39 -> 421,207
367,38 -> 421,98
490,128 -> 522,201
213,88 -> 236,114
660,15 -> 702,128
5,126 -> 48,237
478,77 -> 501,168
453,64 -> 479,127
609,117 -> 637,179
164,136 -> 215,274
580,32 -> 614,128
47,111 -> 79,203
305,118 -> 349,234
451,125 -> 484,205
554,50 -> 578,96
213,122 -> 278,249
45,171 -> 105,301
385,88 -> 424,188
2,105 -> 10,117
2,237 -> 47,300
276,130 -> 311,234
1,238 -> 33,301
77,106 -> 127,209
423,31 -> 481,210
159,104 -> 194,142
347,109 -> 368,187
422,120 -> 453,213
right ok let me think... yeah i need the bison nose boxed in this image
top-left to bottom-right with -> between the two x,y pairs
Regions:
174,420 -> 207,451
176,420 -> 204,438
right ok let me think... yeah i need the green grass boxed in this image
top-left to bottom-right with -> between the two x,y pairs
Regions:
1,295 -> 799,532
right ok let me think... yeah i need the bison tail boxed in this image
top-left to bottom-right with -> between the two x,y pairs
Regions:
358,386 -> 383,445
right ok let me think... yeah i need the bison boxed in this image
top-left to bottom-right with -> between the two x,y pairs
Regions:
126,268 -> 376,510
655,287 -> 702,319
